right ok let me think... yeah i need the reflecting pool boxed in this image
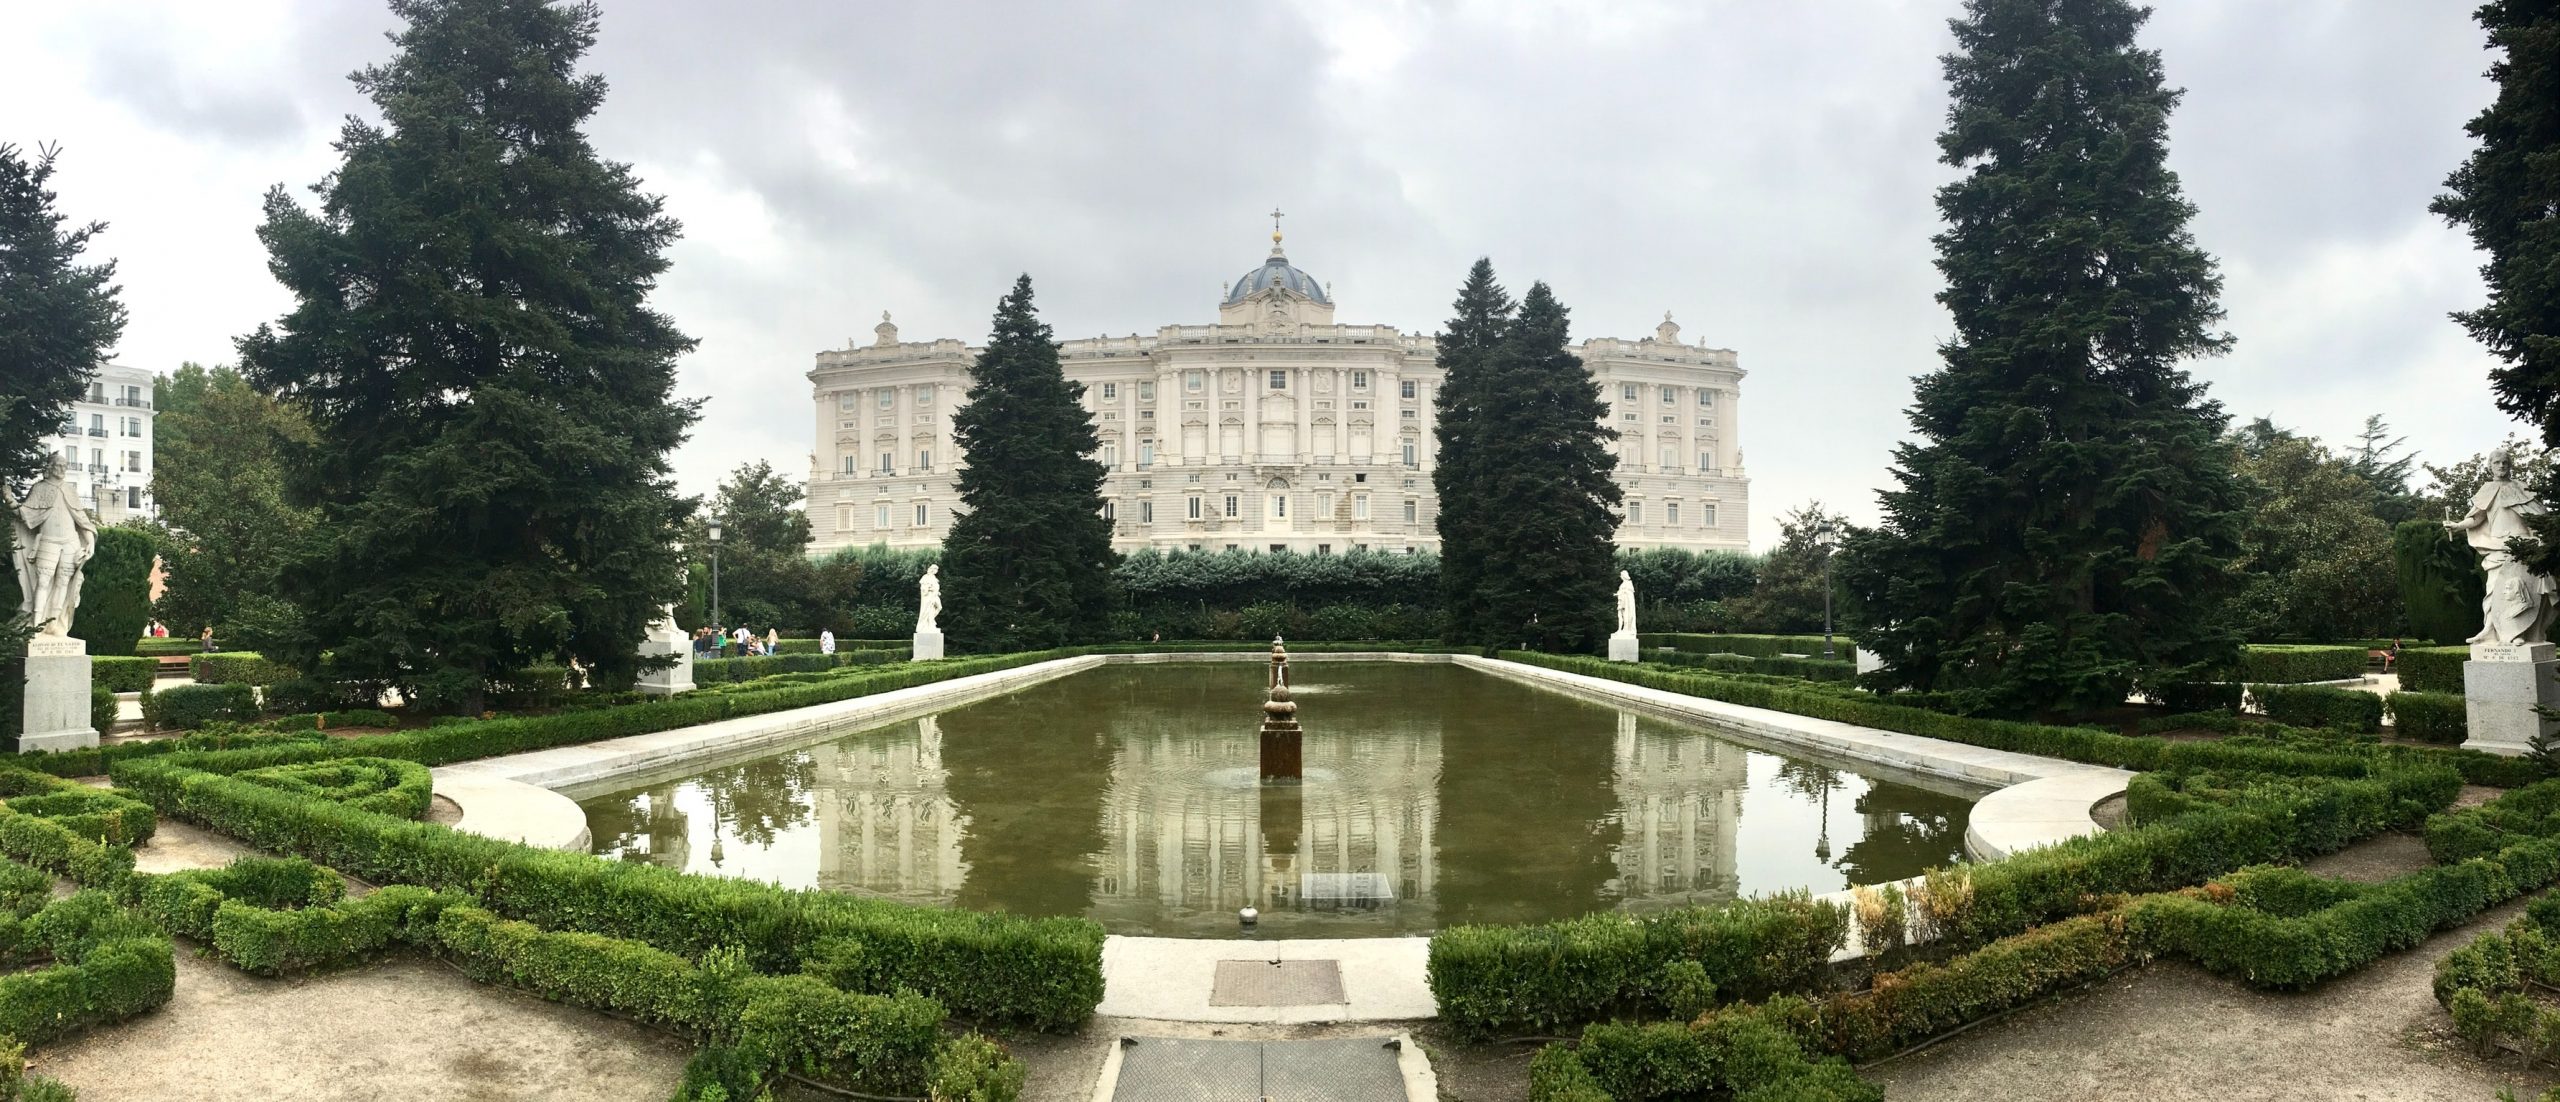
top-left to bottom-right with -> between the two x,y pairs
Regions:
578,663 -> 1976,937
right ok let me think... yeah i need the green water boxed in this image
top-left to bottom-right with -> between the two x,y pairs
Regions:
580,663 -> 1975,938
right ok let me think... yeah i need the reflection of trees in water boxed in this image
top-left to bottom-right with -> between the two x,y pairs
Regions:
588,782 -> 692,867
1831,784 -> 1970,887
692,752 -> 822,850
1435,676 -> 1622,926
1772,760 -> 1847,864
935,669 -> 1125,917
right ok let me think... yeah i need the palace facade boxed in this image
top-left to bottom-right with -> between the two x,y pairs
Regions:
805,233 -> 1749,555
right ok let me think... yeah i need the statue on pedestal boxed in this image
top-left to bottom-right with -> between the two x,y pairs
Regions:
6,456 -> 97,637
1615,570 -> 1638,636
2447,457 -> 2559,647
916,564 -> 942,634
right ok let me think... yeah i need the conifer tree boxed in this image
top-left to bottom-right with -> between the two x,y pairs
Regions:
2435,0 -> 2560,442
0,143 -> 122,486
1430,258 -> 1515,644
1843,0 -> 2244,717
1471,282 -> 1622,652
939,275 -> 1115,651
239,0 -> 698,712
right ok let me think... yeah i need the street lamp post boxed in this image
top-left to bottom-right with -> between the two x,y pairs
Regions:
1819,522 -> 1840,661
707,518 -> 723,644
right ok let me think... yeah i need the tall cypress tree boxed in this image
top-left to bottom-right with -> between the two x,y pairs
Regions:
0,143 -> 122,487
940,275 -> 1115,651
2435,1 -> 2560,442
1473,282 -> 1622,652
1842,0 -> 2244,717
1431,258 -> 1515,645
239,0 -> 698,712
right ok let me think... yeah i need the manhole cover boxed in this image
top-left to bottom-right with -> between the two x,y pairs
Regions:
1209,959 -> 1346,1006
1111,1036 -> 1409,1102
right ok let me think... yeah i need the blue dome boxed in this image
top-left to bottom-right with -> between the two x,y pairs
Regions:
1225,253 -> 1329,306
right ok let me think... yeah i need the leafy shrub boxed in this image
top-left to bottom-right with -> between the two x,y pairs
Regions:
90,656 -> 154,694
235,758 -> 432,819
1638,633 -> 1846,659
2249,683 -> 2383,732
2398,646 -> 2469,695
692,650 -> 901,685
90,685 -> 115,736
1650,651 -> 1855,682
264,709 -> 400,733
2387,691 -> 2466,745
67,525 -> 156,658
2151,681 -> 2242,714
0,889 -> 175,1046
2238,645 -> 2368,684
1428,893 -> 1847,1037
132,638 -> 202,658
1813,912 -> 2134,1062
142,683 -> 259,730
188,652 -> 290,686
261,677 -> 380,716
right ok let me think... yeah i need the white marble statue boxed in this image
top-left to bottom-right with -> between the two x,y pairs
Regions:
1615,570 -> 1637,636
6,456 -> 97,637
2447,458 -> 2559,647
916,564 -> 942,633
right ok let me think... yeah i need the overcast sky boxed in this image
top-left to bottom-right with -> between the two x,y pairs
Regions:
10,1 -> 2518,548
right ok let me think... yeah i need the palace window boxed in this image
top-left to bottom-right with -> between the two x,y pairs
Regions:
839,392 -> 859,411
1269,370 -> 1287,390
917,448 -> 932,470
1403,500 -> 1417,524
1140,500 -> 1154,523
1138,442 -> 1155,467
1663,388 -> 1677,405
915,503 -> 930,526
1400,380 -> 1416,399
1317,492 -> 1333,516
1101,383 -> 1118,400
1666,503 -> 1681,526
1701,504 -> 1717,528
1660,446 -> 1677,468
1187,371 -> 1204,391
1698,388 -> 1715,406
878,452 -> 893,473
1102,444 -> 1118,467
1629,502 -> 1645,525
1402,441 -> 1417,467
878,391 -> 894,410
916,384 -> 934,403
1401,409 -> 1417,419
1353,494 -> 1370,520
1351,370 -> 1369,389
1622,383 -> 1638,401
1699,451 -> 1714,470
1350,400 -> 1369,410
875,504 -> 891,529
1188,496 -> 1203,520
1317,544 -> 1332,555
1271,493 -> 1288,518
1102,501 -> 1115,521
1224,495 -> 1240,518
1139,381 -> 1154,400
842,455 -> 858,474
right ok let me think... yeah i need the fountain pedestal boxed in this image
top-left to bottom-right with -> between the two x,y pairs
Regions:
1258,636 -> 1302,782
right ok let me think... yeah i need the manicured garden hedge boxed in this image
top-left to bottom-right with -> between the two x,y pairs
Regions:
91,684 -> 116,735
91,655 -> 155,694
2387,691 -> 2466,744
189,651 -> 292,686
0,889 -> 175,1047
236,757 -> 432,819
1429,894 -> 1848,1036
2398,646 -> 2470,695
142,682 -> 260,730
1648,651 -> 1855,682
2250,683 -> 2383,732
691,649 -> 901,684
1638,633 -> 1847,659
2237,644 -> 2368,684
132,638 -> 203,658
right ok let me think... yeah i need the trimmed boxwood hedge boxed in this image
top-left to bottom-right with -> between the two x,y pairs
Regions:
1638,632 -> 1847,659
692,649 -> 901,684
142,682 -> 260,730
2386,691 -> 2466,744
2398,646 -> 2470,694
91,655 -> 155,694
2249,683 -> 2383,732
2238,644 -> 2368,684
189,651 -> 291,686
235,757 -> 432,819
1648,651 -> 1855,682
91,684 -> 116,735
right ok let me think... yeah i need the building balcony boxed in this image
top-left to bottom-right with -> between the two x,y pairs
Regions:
115,397 -> 151,409
85,428 -> 107,437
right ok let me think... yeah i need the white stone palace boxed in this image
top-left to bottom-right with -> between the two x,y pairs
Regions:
805,225 -> 1749,555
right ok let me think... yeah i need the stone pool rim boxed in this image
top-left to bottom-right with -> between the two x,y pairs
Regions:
429,650 -> 2124,1023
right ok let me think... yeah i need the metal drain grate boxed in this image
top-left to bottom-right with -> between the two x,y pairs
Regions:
1111,1036 -> 1409,1102
1208,959 -> 1346,1006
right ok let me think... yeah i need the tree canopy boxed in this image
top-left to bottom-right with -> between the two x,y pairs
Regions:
1845,0 -> 2245,716
0,143 -> 122,491
238,0 -> 697,711
1726,502 -> 1847,636
149,363 -> 316,642
2434,0 -> 2560,442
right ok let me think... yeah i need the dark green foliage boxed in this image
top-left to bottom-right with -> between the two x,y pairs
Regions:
235,757 -> 432,819
690,650 -> 899,684
2396,519 -> 2487,646
1845,0 -> 2245,717
0,143 -> 123,485
690,460 -> 817,632
1476,282 -> 1622,652
938,276 -> 1115,651
1117,547 -> 1438,626
1723,503 -> 1845,636
1640,633 -> 1848,659
66,524 -> 153,658
238,0 -> 697,713
2433,0 -> 2560,443
187,652 -> 289,686
1428,894 -> 1849,1037
0,767 -> 155,846
2152,682 -> 2242,714
89,685 -> 114,738
259,676 -> 378,716
88,656 -> 151,694
2399,646 -> 2470,694
2225,433 -> 2402,643
149,363 -> 319,640
1813,913 -> 2134,1062
2249,684 -> 2383,732
140,683 -> 259,730
1614,547 -> 1762,632
2388,691 -> 2467,745
1553,1013 -> 1880,1102
1434,258 -> 1518,646
1528,1044 -> 1615,1102
930,1033 -> 1028,1102
0,889 -> 173,1048
1648,651 -> 1855,682
2236,645 -> 2367,684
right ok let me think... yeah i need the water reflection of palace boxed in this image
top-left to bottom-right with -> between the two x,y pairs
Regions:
1091,727 -> 1439,928
1609,713 -> 1749,905
813,717 -> 968,903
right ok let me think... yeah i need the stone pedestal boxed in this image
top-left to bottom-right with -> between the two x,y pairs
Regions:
2464,642 -> 2560,756
20,636 -> 98,753
1607,631 -> 1640,663
1854,647 -> 1885,675
912,629 -> 944,661
635,630 -> 695,697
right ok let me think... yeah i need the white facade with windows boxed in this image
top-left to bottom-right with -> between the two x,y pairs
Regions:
805,236 -> 1748,554
49,363 -> 156,520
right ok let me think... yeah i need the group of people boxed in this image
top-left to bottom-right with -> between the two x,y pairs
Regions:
690,625 -> 836,658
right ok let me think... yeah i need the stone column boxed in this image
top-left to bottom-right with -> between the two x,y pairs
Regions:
20,635 -> 97,752
1294,368 -> 1312,464
1239,370 -> 1257,465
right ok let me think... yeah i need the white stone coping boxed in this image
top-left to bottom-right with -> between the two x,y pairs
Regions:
432,649 -> 2127,1021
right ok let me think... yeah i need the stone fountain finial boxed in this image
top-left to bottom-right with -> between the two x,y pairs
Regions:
1259,635 -> 1302,781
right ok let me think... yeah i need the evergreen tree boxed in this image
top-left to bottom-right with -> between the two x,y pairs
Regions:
939,275 -> 1114,651
2434,0 -> 2560,442
1726,502 -> 1848,636
2227,432 -> 2400,641
0,143 -> 122,488
2395,518 -> 2486,645
1843,0 -> 2245,717
1430,258 -> 1515,644
2345,413 -> 2424,526
685,460 -> 816,631
238,0 -> 698,711
68,523 -> 154,656
1470,282 -> 1622,652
